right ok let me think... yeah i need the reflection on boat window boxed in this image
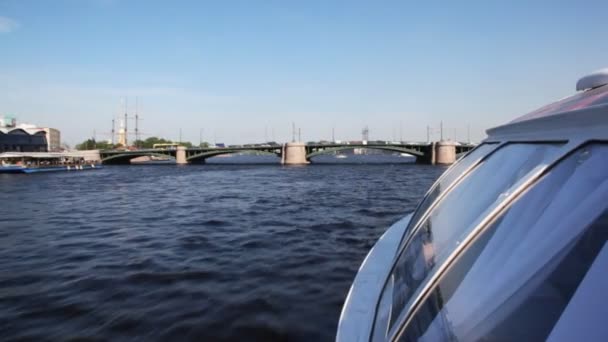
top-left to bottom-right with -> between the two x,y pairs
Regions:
373,143 -> 564,340
404,143 -> 498,245
398,144 -> 608,342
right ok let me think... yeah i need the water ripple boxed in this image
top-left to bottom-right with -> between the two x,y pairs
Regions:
0,161 -> 444,341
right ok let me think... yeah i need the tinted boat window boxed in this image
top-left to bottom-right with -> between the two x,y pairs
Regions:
404,143 -> 498,242
373,143 -> 564,339
397,144 -> 608,342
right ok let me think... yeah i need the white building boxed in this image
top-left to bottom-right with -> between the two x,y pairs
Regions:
0,115 -> 16,128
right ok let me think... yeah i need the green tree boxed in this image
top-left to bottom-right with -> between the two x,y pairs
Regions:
132,139 -> 145,148
76,139 -> 96,150
136,137 -> 194,148
141,136 -> 173,148
75,139 -> 118,150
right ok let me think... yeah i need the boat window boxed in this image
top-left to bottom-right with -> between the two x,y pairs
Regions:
373,143 -> 564,340
404,143 -> 498,245
396,143 -> 608,342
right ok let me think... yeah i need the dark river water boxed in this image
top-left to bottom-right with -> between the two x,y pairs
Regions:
0,155 -> 445,341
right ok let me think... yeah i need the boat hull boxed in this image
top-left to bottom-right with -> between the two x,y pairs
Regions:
0,164 -> 103,174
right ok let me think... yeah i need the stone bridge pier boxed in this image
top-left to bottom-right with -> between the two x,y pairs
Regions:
411,141 -> 458,165
176,146 -> 188,165
434,141 -> 457,164
281,142 -> 309,165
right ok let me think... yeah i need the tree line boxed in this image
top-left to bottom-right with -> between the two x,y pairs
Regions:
75,137 -> 210,150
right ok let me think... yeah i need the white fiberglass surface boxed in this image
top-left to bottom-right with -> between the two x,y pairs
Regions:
511,84 -> 608,124
397,144 -> 608,342
372,143 -> 564,340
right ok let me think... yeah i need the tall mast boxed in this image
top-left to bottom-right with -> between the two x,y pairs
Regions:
135,97 -> 139,147
124,97 -> 128,147
111,118 -> 115,145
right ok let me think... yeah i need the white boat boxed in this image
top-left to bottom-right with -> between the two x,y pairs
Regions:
336,154 -> 348,159
337,69 -> 608,341
0,152 -> 103,174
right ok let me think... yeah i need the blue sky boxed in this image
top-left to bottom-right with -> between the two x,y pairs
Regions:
1,0 -> 607,145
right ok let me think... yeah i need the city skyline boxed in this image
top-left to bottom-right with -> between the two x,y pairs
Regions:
1,1 -> 607,145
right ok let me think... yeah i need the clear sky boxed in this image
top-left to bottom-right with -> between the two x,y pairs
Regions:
1,0 -> 607,146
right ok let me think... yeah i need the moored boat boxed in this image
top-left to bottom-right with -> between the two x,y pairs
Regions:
0,152 -> 103,174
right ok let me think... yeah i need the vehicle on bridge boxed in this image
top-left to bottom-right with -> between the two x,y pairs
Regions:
337,69 -> 608,341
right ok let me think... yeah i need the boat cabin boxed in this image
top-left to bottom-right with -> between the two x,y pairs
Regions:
337,69 -> 608,342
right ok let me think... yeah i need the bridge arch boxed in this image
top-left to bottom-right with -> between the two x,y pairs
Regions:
101,152 -> 175,164
187,149 -> 281,163
306,145 -> 425,161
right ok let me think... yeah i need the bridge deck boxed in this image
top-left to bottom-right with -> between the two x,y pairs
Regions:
99,142 -> 475,164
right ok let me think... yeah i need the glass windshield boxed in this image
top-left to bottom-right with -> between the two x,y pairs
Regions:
372,143 -> 564,340
397,144 -> 608,342
404,143 -> 498,244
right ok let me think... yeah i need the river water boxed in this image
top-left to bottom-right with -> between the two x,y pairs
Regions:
0,155 -> 445,341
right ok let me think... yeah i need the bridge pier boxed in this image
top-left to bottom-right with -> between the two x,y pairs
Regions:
281,142 -> 309,165
415,141 -> 457,165
435,140 -> 457,164
176,146 -> 188,165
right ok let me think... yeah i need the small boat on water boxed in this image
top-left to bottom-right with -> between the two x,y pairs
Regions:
336,154 -> 348,159
337,69 -> 608,341
0,152 -> 103,174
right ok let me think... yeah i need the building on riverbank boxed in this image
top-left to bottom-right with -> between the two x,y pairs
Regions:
0,115 -> 62,153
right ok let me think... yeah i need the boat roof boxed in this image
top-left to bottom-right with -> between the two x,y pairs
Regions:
0,152 -> 84,159
486,69 -> 608,141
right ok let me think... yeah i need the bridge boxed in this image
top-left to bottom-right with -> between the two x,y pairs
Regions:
99,141 -> 475,165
